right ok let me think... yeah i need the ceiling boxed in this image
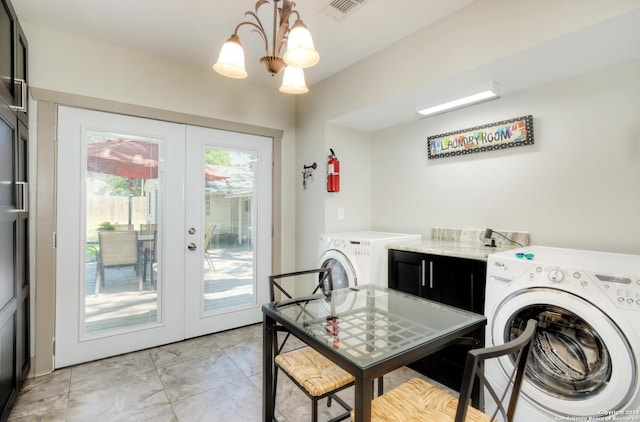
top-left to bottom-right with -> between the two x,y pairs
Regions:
12,1 -> 640,131
12,0 -> 476,88
330,8 -> 640,131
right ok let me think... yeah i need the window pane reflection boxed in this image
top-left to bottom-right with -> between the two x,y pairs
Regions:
202,147 -> 256,313
83,132 -> 161,336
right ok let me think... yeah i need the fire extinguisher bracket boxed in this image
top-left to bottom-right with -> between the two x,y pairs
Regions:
327,149 -> 340,192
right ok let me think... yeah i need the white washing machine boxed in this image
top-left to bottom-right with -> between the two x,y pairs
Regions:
485,246 -> 640,421
317,231 -> 421,289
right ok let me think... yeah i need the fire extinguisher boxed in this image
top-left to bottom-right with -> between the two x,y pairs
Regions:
327,149 -> 340,192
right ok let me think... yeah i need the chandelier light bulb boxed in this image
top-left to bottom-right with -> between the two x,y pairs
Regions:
213,1 -> 318,93
213,34 -> 248,79
284,19 -> 319,68
279,66 -> 308,94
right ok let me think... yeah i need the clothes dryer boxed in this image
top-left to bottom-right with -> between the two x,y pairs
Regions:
485,246 -> 640,421
317,231 -> 421,289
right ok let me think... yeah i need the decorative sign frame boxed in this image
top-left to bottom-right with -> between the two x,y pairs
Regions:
427,115 -> 534,159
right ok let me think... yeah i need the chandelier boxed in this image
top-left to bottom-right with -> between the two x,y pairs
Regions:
213,0 -> 320,94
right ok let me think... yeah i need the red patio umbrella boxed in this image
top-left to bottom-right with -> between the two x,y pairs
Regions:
87,139 -> 229,181
87,138 -> 229,225
87,138 -> 158,179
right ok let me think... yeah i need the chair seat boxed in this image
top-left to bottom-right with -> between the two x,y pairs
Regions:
356,378 -> 494,422
275,346 -> 355,397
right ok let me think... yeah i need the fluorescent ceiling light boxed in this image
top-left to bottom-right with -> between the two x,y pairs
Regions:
416,83 -> 500,117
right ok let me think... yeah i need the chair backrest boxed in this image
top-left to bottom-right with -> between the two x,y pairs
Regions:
455,319 -> 538,422
139,223 -> 157,235
99,230 -> 139,266
140,224 -> 157,256
268,268 -> 333,303
204,225 -> 214,250
152,230 -> 158,263
268,268 -> 334,355
114,224 -> 134,231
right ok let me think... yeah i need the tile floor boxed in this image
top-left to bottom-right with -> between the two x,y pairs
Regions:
9,323 -> 437,422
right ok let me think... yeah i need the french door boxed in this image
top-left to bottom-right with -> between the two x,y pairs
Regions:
55,106 -> 272,367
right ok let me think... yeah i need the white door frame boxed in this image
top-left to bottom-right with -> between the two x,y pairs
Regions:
184,125 -> 272,338
55,106 -> 186,367
54,105 -> 276,367
31,89 -> 283,375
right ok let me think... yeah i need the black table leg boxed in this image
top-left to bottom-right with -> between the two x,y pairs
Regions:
263,314 -> 275,421
354,375 -> 373,422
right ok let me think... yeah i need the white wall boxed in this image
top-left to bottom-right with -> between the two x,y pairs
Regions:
371,59 -> 640,254
324,124 -> 372,233
23,23 -> 298,271
293,123 -> 372,269
295,0 -> 640,268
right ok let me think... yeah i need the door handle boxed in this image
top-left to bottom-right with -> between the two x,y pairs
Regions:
187,243 -> 197,251
9,79 -> 27,112
429,261 -> 433,289
16,181 -> 28,212
421,260 -> 426,287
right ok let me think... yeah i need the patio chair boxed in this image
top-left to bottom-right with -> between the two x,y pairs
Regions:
114,224 -> 134,231
353,319 -> 538,422
141,227 -> 157,290
204,224 -> 216,271
96,230 -> 141,295
269,268 -> 354,422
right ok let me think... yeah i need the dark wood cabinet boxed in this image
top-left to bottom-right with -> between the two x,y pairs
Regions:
388,249 -> 486,391
0,0 -> 28,418
0,0 -> 27,120
0,0 -> 15,106
15,22 -> 28,127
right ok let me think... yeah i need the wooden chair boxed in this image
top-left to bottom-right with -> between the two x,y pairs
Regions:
269,268 -> 354,422
204,224 -> 216,271
141,225 -> 157,290
353,319 -> 538,422
114,224 -> 134,231
96,230 -> 141,295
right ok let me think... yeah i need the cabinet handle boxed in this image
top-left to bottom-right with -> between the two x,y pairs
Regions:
5,181 -> 28,213
16,181 -> 28,212
470,273 -> 474,308
429,261 -> 433,289
421,260 -> 426,287
9,79 -> 28,113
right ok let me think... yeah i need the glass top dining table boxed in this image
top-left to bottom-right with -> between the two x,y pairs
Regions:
262,284 -> 487,421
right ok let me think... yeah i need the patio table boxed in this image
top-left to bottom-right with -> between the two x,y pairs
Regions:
262,284 -> 487,421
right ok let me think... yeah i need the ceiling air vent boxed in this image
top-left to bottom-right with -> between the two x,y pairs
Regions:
319,0 -> 368,21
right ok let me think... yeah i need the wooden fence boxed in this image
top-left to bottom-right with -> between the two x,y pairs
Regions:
86,196 -> 147,229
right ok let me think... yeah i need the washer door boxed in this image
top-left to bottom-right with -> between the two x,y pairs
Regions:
317,249 -> 358,313
491,288 -> 636,416
317,249 -> 357,289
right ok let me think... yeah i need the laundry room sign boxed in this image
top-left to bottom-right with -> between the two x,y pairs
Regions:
427,115 -> 534,159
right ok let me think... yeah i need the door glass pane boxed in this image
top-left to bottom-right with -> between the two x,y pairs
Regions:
0,120 -> 15,309
203,147 -> 255,313
84,131 -> 161,336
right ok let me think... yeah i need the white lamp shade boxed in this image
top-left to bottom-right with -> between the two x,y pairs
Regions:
283,20 -> 319,68
213,35 -> 248,79
279,67 -> 308,94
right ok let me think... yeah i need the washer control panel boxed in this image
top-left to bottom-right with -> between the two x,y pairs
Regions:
601,278 -> 640,309
489,247 -> 640,312
521,264 -> 640,311
331,238 -> 373,257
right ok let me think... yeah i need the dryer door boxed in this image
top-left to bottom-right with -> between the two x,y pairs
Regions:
318,249 -> 357,289
490,287 -> 636,417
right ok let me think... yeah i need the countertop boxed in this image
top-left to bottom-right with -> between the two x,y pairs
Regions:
386,239 -> 519,262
